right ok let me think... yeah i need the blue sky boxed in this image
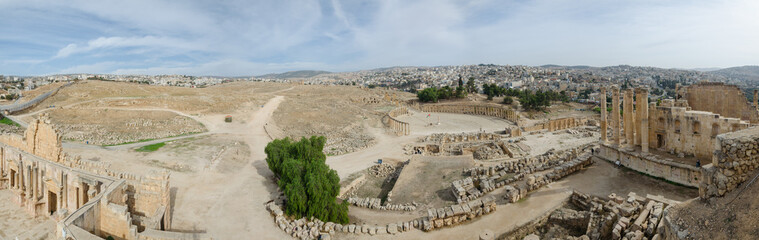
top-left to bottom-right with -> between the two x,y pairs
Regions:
1,0 -> 758,76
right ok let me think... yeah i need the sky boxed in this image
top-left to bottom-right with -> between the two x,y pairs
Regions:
1,0 -> 758,76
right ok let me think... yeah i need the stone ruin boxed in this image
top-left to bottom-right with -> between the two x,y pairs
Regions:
405,132 -> 530,160
517,191 -> 677,240
265,196 -> 496,239
368,163 -> 395,177
0,114 -> 207,240
597,85 -> 759,200
700,126 -> 759,198
422,196 -> 497,231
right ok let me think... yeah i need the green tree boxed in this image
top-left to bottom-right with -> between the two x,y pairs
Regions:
265,136 -> 349,224
417,88 -> 439,102
503,96 -> 513,105
466,77 -> 476,93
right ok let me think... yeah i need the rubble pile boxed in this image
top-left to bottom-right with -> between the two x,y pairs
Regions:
323,124 -> 376,155
59,115 -> 206,145
368,163 -> 396,177
472,143 -> 506,160
522,191 -> 675,240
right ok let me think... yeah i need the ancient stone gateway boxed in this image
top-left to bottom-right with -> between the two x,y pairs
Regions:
0,114 -> 209,240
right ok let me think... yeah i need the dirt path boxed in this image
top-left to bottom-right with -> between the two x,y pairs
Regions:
170,95 -> 291,239
327,126 -> 416,179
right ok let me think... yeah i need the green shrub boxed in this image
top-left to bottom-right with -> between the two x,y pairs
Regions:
265,136 -> 349,224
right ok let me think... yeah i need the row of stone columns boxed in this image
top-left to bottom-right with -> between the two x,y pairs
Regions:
421,105 -> 518,122
601,86 -> 649,152
389,119 -> 409,136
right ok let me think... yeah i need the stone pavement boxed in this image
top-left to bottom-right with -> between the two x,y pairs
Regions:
0,190 -> 55,240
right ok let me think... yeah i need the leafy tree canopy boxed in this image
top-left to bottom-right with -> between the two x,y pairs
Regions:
265,136 -> 349,224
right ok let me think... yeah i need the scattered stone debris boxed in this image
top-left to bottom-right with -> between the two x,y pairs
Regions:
369,163 -> 396,177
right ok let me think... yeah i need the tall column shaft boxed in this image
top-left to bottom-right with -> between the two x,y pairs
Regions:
754,89 -> 758,109
600,87 -> 607,143
624,89 -> 635,149
639,88 -> 649,152
612,87 -> 621,146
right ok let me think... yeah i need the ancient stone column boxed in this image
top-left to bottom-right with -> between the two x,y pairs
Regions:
78,182 -> 85,208
624,89 -> 635,149
612,87 -> 621,146
62,174 -> 68,210
638,88 -> 649,152
754,89 -> 758,109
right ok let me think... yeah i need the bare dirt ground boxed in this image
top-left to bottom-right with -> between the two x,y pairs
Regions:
522,129 -> 599,156
11,80 -> 292,145
556,158 -> 698,201
396,110 -> 517,135
38,108 -> 206,145
271,85 -> 414,155
64,94 -> 291,239
668,168 -> 759,239
392,155 -> 473,208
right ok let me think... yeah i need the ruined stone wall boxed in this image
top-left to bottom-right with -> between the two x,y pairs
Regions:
127,171 -> 171,231
700,127 -> 759,198
420,103 -> 519,122
649,103 -> 749,160
597,144 -> 701,187
683,82 -> 759,123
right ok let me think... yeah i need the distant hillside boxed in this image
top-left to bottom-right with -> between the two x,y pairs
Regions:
257,70 -> 330,79
710,66 -> 759,83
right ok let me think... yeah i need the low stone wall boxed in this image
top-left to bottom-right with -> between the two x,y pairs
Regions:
458,144 -> 594,203
346,197 -> 417,211
338,174 -> 365,199
420,103 -> 519,122
503,153 -> 593,203
596,144 -> 701,187
422,197 -> 496,231
700,127 -> 759,198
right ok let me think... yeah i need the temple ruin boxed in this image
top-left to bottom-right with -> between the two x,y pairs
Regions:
596,86 -> 758,193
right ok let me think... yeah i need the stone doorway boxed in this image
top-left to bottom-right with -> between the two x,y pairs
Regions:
48,191 -> 57,215
9,169 -> 15,187
656,134 -> 665,149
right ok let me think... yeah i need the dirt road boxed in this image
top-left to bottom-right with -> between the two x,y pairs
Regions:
170,95 -> 291,239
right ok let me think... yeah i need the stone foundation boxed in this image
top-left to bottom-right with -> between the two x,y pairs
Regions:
596,144 -> 701,187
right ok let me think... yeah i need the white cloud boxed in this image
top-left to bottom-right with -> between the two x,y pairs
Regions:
2,0 -> 759,75
54,36 -> 202,58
